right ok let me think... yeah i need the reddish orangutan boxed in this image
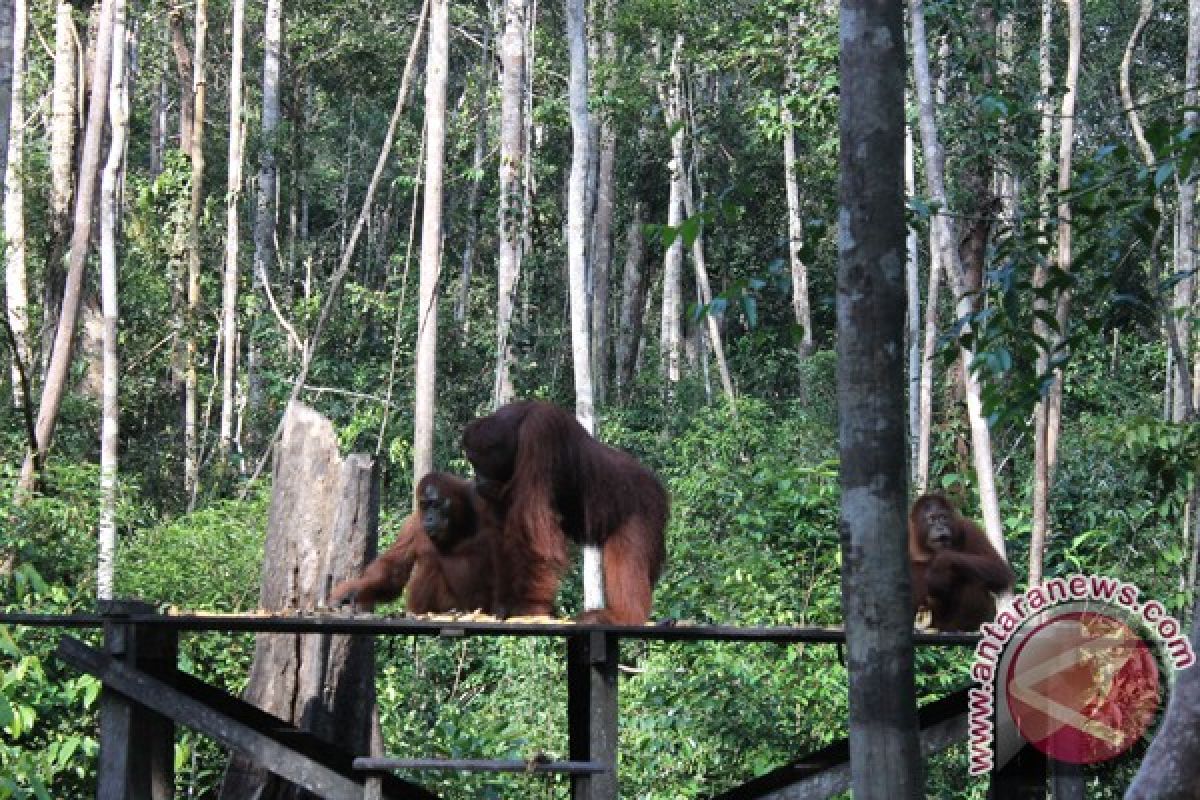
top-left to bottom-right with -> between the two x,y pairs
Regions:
908,493 -> 1015,632
330,472 -> 496,614
462,400 -> 669,625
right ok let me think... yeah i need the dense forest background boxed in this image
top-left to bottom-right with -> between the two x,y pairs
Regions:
1,0 -> 1197,796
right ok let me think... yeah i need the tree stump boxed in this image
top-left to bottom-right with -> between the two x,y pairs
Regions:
220,402 -> 381,799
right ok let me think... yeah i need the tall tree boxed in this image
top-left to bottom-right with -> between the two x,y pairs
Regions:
98,0 -> 129,601
0,0 -> 12,191
4,0 -> 26,409
1030,0 -> 1082,586
184,0 -> 209,504
45,1 -> 76,357
589,0 -> 618,406
17,0 -> 115,493
493,0 -> 526,409
454,4 -> 492,332
909,0 -> 1006,556
837,0 -> 923,794
659,35 -> 685,393
615,201 -> 647,401
1172,0 -> 1200,424
783,13 -> 814,358
219,0 -> 247,458
413,0 -> 449,485
248,0 -> 282,416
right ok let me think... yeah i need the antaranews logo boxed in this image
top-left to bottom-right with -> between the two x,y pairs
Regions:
967,574 -> 1195,776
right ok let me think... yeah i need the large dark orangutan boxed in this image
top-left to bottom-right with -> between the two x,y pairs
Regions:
462,400 -> 669,625
330,472 -> 496,614
908,493 -> 1016,632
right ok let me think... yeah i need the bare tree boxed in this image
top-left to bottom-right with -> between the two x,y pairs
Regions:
184,0 -> 209,504
45,1 -> 76,356
4,0 -> 26,409
838,0 -> 923,794
1030,0 -> 1081,585
247,0 -> 282,417
493,0 -> 526,409
98,0 -> 129,600
659,35 -> 685,393
17,0 -> 115,494
413,0 -> 450,485
909,0 -> 1006,556
219,0 -> 246,458
783,13 -> 813,358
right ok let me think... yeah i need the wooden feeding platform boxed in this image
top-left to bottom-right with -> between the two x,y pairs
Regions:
0,603 -> 1055,800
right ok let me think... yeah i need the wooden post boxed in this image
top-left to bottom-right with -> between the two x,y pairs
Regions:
220,403 -> 382,799
989,743 -> 1047,799
567,631 -> 618,800
97,600 -> 177,800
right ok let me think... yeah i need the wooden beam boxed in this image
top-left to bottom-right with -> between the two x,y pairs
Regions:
568,631 -> 618,800
56,636 -> 437,800
355,757 -> 606,774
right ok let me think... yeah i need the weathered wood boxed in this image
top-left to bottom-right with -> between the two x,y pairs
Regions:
59,636 -> 377,800
355,757 -> 606,774
568,632 -> 618,800
988,743 -> 1047,799
96,600 -> 176,800
221,403 -> 385,799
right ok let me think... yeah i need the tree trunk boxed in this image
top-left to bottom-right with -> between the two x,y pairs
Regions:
565,0 -> 595,433
413,0 -> 449,486
1173,0 -> 1200,425
220,404 -> 381,799
168,7 -> 194,158
4,0 -> 27,409
660,35 -> 685,392
219,0 -> 246,458
184,0 -> 208,506
0,0 -> 13,192
248,0 -> 282,420
454,5 -> 492,332
149,77 -> 165,177
615,201 -> 647,401
43,1 -> 76,366
1124,613 -> 1200,797
783,14 -> 813,358
17,0 -> 115,495
98,0 -> 128,602
915,238 -> 941,495
905,124 -> 921,482
681,157 -> 735,405
493,0 -> 526,409
837,0 -> 923,795
1120,0 -> 1156,167
909,0 -> 1006,557
588,0 -> 617,406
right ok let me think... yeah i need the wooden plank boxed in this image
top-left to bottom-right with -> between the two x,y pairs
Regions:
0,611 -> 982,647
56,636 -> 438,800
354,757 -> 607,774
568,632 -> 618,800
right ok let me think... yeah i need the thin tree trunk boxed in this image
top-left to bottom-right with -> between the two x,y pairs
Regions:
413,0 -> 449,486
1029,0 -> 1057,587
838,0 -> 923,794
149,76 -> 165,177
454,4 -> 492,332
588,0 -> 617,405
1173,0 -> 1200,425
659,35 -> 685,392
247,0 -> 282,418
98,0 -> 128,601
4,0 -> 27,409
909,0 -> 1006,556
168,7 -> 193,158
906,123 -> 921,481
1120,0 -> 1156,167
493,0 -> 526,409
184,0 -> 208,506
615,201 -> 646,401
681,158 -> 735,405
16,0 -> 114,495
219,0 -> 246,458
44,1 -> 75,365
783,14 -> 813,358
565,0 -> 602,612
0,0 -> 13,192
915,238 -> 941,494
